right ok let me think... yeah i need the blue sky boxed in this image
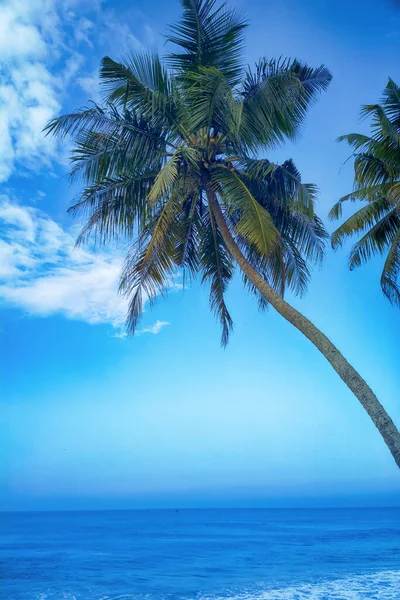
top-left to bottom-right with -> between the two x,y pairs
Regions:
1,0 -> 399,511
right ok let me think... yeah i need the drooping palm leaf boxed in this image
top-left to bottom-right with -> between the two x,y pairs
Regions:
381,229 -> 400,306
200,204 -> 234,345
331,78 -> 400,306
211,166 -> 280,259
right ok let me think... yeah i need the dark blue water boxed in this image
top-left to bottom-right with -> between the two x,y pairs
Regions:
1,508 -> 399,599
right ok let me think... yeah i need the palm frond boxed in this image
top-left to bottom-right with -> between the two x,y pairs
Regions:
332,79 -> 400,308
46,105 -> 170,185
211,166 -> 280,259
240,58 -> 331,150
71,173 -> 156,244
381,228 -> 400,306
148,152 -> 181,204
283,238 -> 311,296
231,157 -> 327,265
183,67 -> 236,138
119,182 -> 193,333
100,54 -> 176,128
173,193 -> 202,278
388,182 -> 400,207
166,0 -> 247,85
348,209 -> 400,269
200,204 -> 234,345
237,157 -> 318,217
329,184 -> 393,220
331,198 -> 392,249
380,78 -> 400,124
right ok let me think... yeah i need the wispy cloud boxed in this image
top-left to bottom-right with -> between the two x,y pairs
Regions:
0,196 -> 128,330
138,320 -> 170,336
0,198 -> 173,337
0,0 -> 157,182
76,70 -> 101,102
0,0 -> 86,181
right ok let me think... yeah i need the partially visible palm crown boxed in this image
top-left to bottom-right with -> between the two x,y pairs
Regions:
46,0 -> 331,344
330,79 -> 400,306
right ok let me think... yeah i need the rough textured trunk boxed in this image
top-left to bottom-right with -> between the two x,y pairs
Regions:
206,186 -> 400,468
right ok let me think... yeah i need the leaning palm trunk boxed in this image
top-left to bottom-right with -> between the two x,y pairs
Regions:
207,186 -> 400,468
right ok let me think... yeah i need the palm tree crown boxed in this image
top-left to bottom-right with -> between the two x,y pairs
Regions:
330,78 -> 400,306
46,0 -> 331,344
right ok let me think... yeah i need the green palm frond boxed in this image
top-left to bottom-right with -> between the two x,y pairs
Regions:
331,78 -> 400,305
282,238 -> 311,296
121,240 -> 176,334
173,193 -> 202,278
167,0 -> 247,85
147,148 -> 202,206
363,104 -> 400,147
200,204 -> 234,345
337,133 -> 374,150
331,198 -> 392,249
381,229 -> 400,306
388,182 -> 400,206
211,166 -> 280,259
329,184 -> 393,220
284,213 -> 327,264
46,105 -> 171,185
119,183 -> 190,333
237,157 -> 318,217
183,67 -> 236,139
231,157 -> 327,266
349,209 -> 400,269
148,152 -> 181,204
100,54 -> 177,128
71,173 -> 156,244
240,58 -> 331,150
44,103 -> 106,139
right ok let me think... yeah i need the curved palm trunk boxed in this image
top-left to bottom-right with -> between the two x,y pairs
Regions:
206,186 -> 400,468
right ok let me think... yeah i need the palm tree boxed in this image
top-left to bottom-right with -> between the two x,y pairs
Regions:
330,78 -> 400,306
46,0 -> 400,467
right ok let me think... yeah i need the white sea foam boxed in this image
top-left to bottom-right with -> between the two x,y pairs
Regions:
34,570 -> 400,600
199,570 -> 400,600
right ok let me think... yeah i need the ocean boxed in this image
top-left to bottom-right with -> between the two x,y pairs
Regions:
1,508 -> 399,599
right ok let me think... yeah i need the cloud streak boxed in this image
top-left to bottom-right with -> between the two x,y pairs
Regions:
0,0 -> 156,182
0,198 -> 173,337
0,196 -> 128,330
0,0 -> 72,181
138,320 -> 170,335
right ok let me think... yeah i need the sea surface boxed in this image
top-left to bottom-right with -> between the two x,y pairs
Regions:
1,508 -> 399,600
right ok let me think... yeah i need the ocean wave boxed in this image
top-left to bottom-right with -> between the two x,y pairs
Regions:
200,570 -> 400,600
35,570 -> 400,600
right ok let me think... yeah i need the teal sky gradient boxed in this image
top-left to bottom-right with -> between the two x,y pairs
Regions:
1,0 -> 400,510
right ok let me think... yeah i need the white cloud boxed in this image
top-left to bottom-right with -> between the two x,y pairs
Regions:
101,19 -> 143,53
0,0 -> 156,182
0,197 -> 173,336
0,196 -> 128,330
138,320 -> 170,336
74,17 -> 94,47
0,0 -> 78,181
76,70 -> 101,102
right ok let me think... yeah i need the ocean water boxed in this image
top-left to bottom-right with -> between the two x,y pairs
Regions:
1,508 -> 399,600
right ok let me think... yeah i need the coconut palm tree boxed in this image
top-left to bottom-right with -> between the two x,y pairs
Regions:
330,78 -> 400,306
46,0 -> 400,467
